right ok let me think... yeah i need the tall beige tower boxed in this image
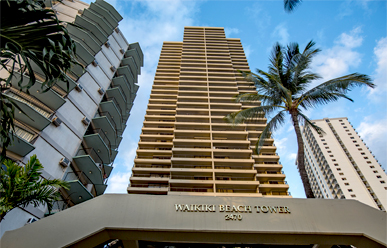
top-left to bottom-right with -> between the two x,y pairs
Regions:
301,117 -> 387,210
128,27 -> 289,197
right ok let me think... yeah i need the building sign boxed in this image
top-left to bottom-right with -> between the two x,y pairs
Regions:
175,204 -> 291,221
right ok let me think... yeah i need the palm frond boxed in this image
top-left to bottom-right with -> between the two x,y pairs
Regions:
297,111 -> 325,135
255,110 -> 287,154
284,0 -> 302,12
299,73 -> 375,109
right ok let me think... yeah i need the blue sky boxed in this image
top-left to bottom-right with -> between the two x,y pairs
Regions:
99,0 -> 387,198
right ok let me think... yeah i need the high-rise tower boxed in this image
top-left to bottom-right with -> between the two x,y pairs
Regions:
128,26 -> 289,197
0,0 -> 142,236
301,117 -> 387,210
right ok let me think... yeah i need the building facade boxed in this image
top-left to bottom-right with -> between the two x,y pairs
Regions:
301,117 -> 387,210
0,0 -> 143,236
128,26 -> 289,197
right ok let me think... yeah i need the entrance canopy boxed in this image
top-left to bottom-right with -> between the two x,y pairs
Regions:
1,194 -> 386,248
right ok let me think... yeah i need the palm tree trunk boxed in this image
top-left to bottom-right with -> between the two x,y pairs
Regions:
290,110 -> 314,198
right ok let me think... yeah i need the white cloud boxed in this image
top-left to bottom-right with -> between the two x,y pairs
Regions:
244,44 -> 252,61
105,172 -> 132,193
287,153 -> 297,160
224,27 -> 239,37
357,118 -> 387,169
311,27 -> 363,84
368,36 -> 387,101
271,23 -> 289,45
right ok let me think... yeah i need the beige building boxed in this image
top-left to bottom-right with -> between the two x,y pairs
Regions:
128,26 -> 289,197
301,117 -> 387,210
0,0 -> 142,237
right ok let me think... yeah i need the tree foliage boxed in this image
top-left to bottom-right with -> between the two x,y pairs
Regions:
225,41 -> 374,198
0,155 -> 69,221
284,0 -> 302,12
0,0 -> 80,160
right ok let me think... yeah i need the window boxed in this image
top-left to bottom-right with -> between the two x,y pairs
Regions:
361,153 -> 366,155
344,126 -> 347,128
350,137 -> 354,139
348,133 -> 352,135
351,195 -> 356,197
329,155 -> 334,157
367,161 -> 372,164
325,147 -> 329,149
370,166 -> 375,168
327,151 -> 332,153
358,148 -> 362,151
353,141 -> 357,143
332,159 -> 336,161
377,176 -> 382,178
381,181 -> 385,184
323,143 -> 327,145
341,123 -> 344,125
348,189 -> 353,192
342,178 -> 347,181
344,183 -> 350,186
364,157 -> 368,159
373,170 -> 378,173
337,168 -> 341,171
334,164 -> 339,166
321,139 -> 325,141
339,173 -> 344,175
339,120 -> 343,122
355,144 -> 360,147
345,130 -> 349,132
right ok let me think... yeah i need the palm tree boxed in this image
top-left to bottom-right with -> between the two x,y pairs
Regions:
0,0 -> 80,159
225,41 -> 374,198
0,155 -> 69,222
284,0 -> 302,12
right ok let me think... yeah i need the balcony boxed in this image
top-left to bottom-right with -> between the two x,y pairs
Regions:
95,0 -> 123,23
127,183 -> 168,194
4,126 -> 36,157
125,49 -> 141,74
72,148 -> 107,191
89,2 -> 118,28
62,172 -> 95,205
106,85 -> 127,116
74,14 -> 108,46
5,93 -> 51,131
99,97 -> 123,130
83,128 -> 112,164
121,56 -> 138,78
67,24 -> 101,56
112,76 -> 133,105
80,8 -> 111,38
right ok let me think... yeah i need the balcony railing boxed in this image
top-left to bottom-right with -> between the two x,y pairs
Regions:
85,128 -> 112,153
98,110 -> 117,131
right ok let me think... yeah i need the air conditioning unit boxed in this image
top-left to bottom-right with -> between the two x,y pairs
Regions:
59,157 -> 70,167
120,48 -> 125,54
104,41 -> 111,48
114,27 -> 120,33
98,87 -> 105,95
25,217 -> 38,225
82,116 -> 90,125
75,83 -> 83,92
91,60 -> 98,67
52,116 -> 62,127
110,66 -> 116,72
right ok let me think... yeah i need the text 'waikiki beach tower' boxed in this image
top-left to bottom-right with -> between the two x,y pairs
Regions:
128,27 -> 289,197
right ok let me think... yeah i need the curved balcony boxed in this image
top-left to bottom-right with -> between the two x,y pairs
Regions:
73,40 -> 94,67
79,9 -> 111,40
10,72 -> 65,111
99,97 -> 123,131
6,94 -> 51,131
83,128 -> 112,164
89,2 -> 118,28
121,56 -> 138,77
4,128 -> 36,157
67,25 -> 101,56
62,172 -> 95,205
112,76 -> 132,104
129,42 -> 144,67
125,49 -> 141,74
95,0 -> 123,22
106,85 -> 127,117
